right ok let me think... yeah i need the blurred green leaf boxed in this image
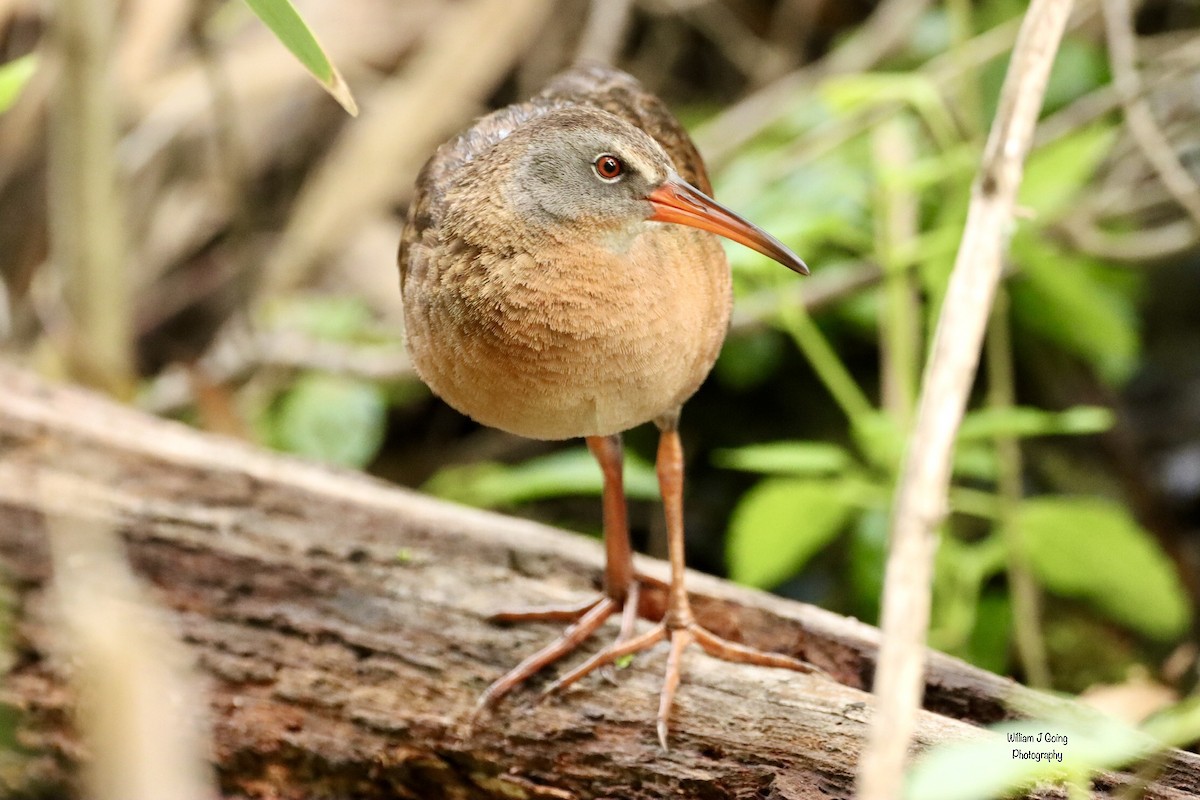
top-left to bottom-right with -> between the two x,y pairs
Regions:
931,533 -> 1007,655
1010,237 -> 1139,384
957,405 -> 1114,441
1012,497 -> 1190,641
272,373 -> 386,467
1143,696 -> 1200,749
243,0 -> 357,115
714,330 -> 786,391
905,717 -> 1156,800
848,507 -> 889,622
852,412 -> 905,472
820,73 -> 957,148
727,478 -> 856,589
1041,37 -> 1111,114
965,589 -> 1012,674
423,448 -> 659,509
904,8 -> 952,63
1019,123 -> 1117,221
952,442 -> 998,482
713,441 -> 853,476
717,145 -> 871,274
265,294 -> 376,342
0,54 -> 35,113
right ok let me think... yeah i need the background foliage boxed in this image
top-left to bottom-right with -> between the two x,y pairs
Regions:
1,0 -> 1198,782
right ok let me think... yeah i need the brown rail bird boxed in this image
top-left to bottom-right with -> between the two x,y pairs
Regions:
399,63 -> 816,747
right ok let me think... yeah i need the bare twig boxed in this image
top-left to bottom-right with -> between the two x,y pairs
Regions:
138,322 -> 413,416
47,0 -> 135,396
728,260 -> 882,333
1060,215 -> 1199,262
576,0 -> 636,65
856,1 -> 1075,797
667,0 -> 792,82
1102,0 -> 1200,229
693,0 -> 932,165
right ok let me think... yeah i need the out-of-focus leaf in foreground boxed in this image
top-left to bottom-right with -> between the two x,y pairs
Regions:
243,0 -> 357,116
0,54 -> 36,114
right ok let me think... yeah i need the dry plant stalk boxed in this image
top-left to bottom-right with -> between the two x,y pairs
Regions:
576,0 -> 636,65
1102,0 -> 1200,229
47,0 -> 134,396
856,0 -> 1075,797
40,471 -> 215,800
694,0 -> 933,164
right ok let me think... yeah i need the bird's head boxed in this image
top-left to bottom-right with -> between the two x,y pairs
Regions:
490,107 -> 808,275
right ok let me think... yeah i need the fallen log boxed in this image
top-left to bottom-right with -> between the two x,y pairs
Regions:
0,365 -> 1195,798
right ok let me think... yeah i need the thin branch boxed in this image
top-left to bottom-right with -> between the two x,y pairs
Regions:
728,260 -> 882,333
47,0 -> 135,396
693,0 -> 932,165
576,0 -> 636,65
1102,0 -> 1200,229
138,323 -> 413,416
856,1 -> 1075,797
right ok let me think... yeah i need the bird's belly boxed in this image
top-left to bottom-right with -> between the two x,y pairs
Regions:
411,306 -> 717,440
405,239 -> 731,440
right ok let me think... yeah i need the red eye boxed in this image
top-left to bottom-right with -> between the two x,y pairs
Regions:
593,154 -> 623,181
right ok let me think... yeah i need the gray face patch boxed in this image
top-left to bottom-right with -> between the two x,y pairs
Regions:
507,108 -> 673,231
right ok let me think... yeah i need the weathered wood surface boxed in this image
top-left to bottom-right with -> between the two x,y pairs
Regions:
0,365 -> 1196,799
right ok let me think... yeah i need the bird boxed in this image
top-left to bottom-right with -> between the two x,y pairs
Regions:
398,62 -> 817,748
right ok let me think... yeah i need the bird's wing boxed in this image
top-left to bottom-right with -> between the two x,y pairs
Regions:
399,101 -> 549,289
535,62 -> 714,195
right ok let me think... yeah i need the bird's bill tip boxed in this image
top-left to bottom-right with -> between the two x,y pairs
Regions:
647,175 -> 809,276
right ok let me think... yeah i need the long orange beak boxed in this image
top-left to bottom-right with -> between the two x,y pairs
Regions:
647,174 -> 809,276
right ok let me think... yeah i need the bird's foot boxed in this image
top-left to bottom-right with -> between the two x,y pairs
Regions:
543,614 -> 824,750
474,575 -> 664,713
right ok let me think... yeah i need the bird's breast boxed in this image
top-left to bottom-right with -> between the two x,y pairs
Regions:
403,226 -> 732,440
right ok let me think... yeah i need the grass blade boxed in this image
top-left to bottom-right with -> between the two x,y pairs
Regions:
243,0 -> 357,116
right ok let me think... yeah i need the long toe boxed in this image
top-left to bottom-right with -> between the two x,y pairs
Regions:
544,623 -> 667,696
478,597 -> 620,710
654,622 -> 825,749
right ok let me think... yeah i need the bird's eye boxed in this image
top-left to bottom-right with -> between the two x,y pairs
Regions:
593,154 -> 624,182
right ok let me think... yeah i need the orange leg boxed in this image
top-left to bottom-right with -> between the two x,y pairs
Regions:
544,424 -> 823,749
476,434 -> 651,709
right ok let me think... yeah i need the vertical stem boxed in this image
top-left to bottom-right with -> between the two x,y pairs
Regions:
946,0 -> 984,137
48,0 -> 134,397
777,302 -> 875,429
986,288 -> 1051,688
872,118 -> 921,430
857,2 -> 1074,797
575,0 -> 635,64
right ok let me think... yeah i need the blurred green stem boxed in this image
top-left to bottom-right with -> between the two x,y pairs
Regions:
946,0 -> 984,137
949,486 -> 1001,520
987,287 -> 1051,688
48,0 -> 134,397
872,117 -> 921,430
777,302 -> 874,429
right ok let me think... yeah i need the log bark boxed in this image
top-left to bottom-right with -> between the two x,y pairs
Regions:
0,365 -> 1195,799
